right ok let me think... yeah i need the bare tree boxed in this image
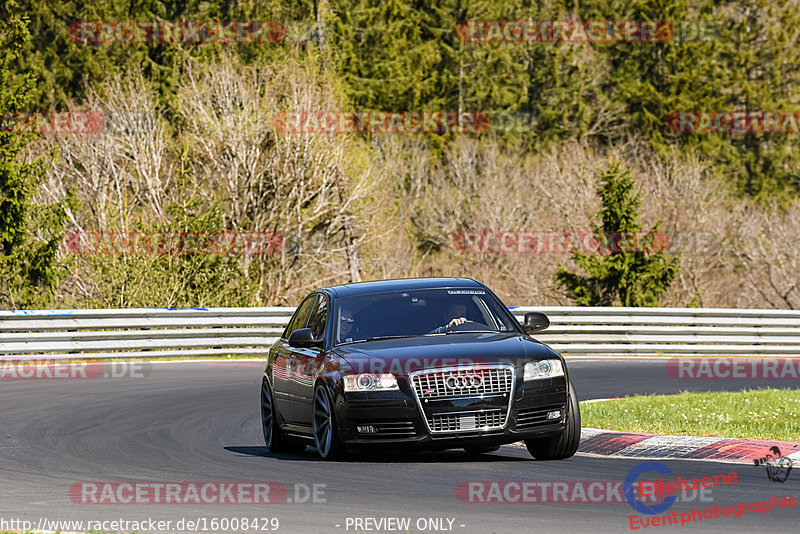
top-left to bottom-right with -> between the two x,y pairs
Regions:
175,58 -> 379,303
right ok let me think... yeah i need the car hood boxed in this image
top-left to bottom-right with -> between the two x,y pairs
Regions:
331,332 -> 560,377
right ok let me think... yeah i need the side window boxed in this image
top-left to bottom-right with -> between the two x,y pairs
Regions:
283,295 -> 317,338
307,294 -> 329,340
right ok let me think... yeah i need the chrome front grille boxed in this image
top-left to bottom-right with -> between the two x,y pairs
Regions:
430,409 -> 504,432
411,366 -> 513,399
409,364 -> 515,434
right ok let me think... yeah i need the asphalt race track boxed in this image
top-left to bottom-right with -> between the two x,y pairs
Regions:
0,358 -> 797,534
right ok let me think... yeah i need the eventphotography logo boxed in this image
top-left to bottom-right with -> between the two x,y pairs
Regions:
754,446 -> 795,483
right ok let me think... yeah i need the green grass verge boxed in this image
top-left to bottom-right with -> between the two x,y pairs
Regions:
581,388 -> 800,441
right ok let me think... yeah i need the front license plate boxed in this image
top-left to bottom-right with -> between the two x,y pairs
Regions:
461,414 -> 477,430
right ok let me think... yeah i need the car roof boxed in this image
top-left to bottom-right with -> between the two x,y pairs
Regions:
321,277 -> 484,298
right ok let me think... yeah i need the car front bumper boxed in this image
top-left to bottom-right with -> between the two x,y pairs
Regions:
337,376 -> 569,449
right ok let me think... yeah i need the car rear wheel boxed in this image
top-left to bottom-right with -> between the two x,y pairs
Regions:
261,377 -> 305,453
313,384 -> 347,460
524,380 -> 581,460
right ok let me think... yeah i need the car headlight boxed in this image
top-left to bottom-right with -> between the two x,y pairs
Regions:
523,359 -> 564,381
343,373 -> 399,392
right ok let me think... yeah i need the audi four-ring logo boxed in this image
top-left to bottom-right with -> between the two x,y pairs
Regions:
445,375 -> 484,389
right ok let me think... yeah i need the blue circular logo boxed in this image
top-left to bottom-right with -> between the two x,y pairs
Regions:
624,461 -> 677,515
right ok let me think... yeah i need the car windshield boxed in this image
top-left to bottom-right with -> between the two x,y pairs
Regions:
334,287 -> 519,345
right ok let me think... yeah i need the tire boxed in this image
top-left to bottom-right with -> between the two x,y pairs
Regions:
261,377 -> 305,454
312,384 -> 347,460
463,445 -> 501,455
524,380 -> 581,460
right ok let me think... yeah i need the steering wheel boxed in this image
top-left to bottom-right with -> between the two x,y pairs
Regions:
446,320 -> 489,332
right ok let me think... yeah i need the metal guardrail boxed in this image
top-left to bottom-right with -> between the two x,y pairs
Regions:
2,306 -> 800,359
0,308 -> 288,360
514,307 -> 800,356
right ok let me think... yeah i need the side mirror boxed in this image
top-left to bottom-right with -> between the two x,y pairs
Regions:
288,328 -> 323,348
522,312 -> 550,333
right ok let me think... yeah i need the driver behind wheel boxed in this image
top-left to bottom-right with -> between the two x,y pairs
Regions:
431,303 -> 468,334
339,309 -> 358,342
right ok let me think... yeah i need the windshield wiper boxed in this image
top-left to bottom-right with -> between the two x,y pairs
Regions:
444,330 -> 499,334
339,335 -> 417,345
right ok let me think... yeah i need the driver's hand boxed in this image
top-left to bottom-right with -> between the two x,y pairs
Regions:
447,317 -> 468,328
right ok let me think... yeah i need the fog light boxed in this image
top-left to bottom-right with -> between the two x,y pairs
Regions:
547,410 -> 562,420
357,425 -> 377,434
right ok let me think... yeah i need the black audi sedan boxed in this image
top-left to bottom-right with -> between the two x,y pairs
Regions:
260,277 -> 579,460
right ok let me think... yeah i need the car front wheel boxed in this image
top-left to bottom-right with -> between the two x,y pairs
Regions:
524,380 -> 581,460
312,384 -> 347,460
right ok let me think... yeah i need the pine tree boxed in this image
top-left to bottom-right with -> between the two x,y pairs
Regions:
589,0 -> 800,199
0,0 -> 72,308
555,163 -> 680,306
